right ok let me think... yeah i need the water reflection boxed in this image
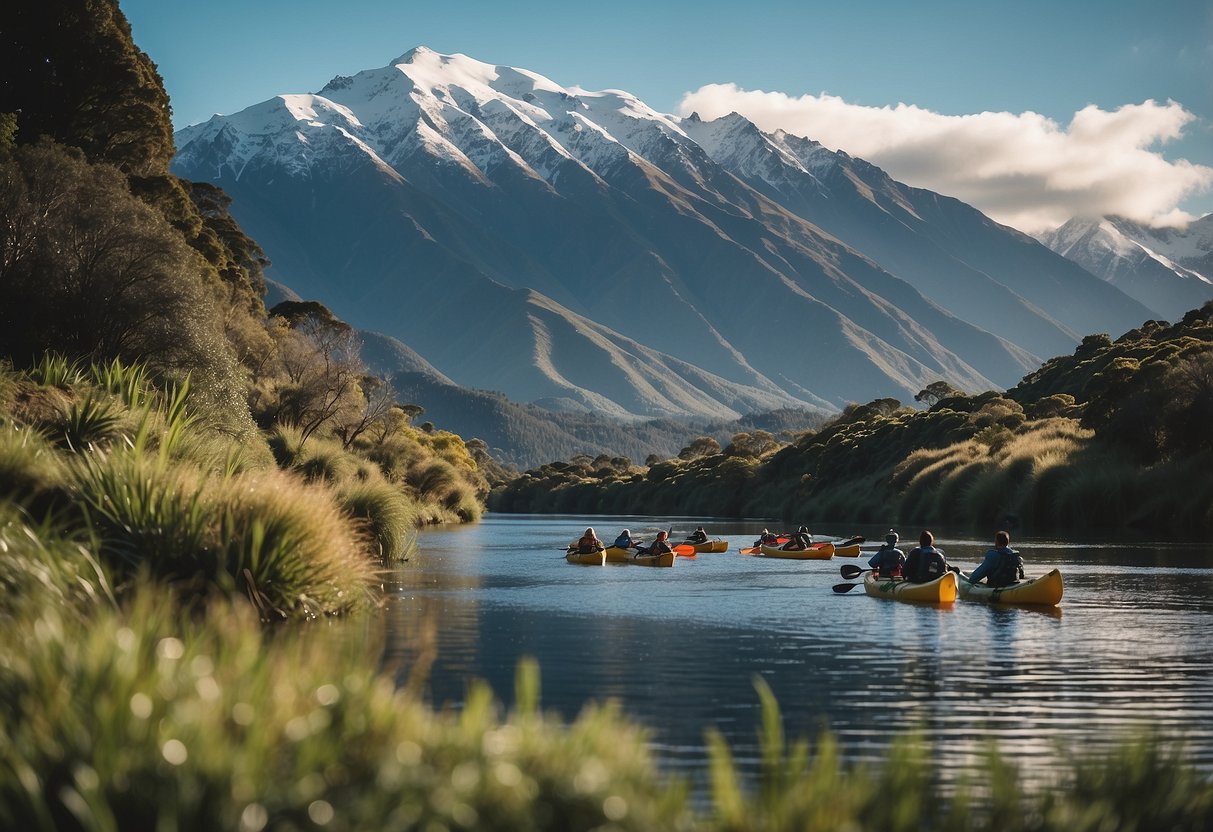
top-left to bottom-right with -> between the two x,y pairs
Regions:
381,514 -> 1213,790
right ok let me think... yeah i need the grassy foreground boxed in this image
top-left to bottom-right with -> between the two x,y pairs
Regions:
2,360 -> 1211,830
2,552 -> 1211,831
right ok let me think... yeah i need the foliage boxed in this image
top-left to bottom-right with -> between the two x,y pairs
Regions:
0,592 -> 692,832
0,141 -> 253,435
494,304 -> 1213,533
1,1 -> 174,177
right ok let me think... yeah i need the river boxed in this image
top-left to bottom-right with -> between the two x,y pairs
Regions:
379,513 -> 1213,791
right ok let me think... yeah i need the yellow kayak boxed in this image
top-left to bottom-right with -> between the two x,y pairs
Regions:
958,569 -> 1063,606
685,539 -> 728,553
565,548 -> 605,565
833,544 -> 861,557
604,546 -> 634,563
863,570 -> 957,603
631,550 -> 675,567
602,546 -> 675,566
759,543 -> 835,560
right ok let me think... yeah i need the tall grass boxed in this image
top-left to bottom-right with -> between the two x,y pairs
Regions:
0,421 -> 62,499
0,594 -> 691,831
3,604 -> 1210,832
66,450 -> 377,617
338,478 -> 419,562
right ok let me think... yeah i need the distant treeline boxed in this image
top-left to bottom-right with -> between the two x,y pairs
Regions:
491,304 -> 1213,534
393,371 -> 828,472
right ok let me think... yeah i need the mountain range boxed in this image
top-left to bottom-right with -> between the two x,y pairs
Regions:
1037,215 -> 1213,321
173,47 -> 1158,422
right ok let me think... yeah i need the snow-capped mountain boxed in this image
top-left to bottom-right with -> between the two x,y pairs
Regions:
1038,216 -> 1213,321
174,47 -> 1154,418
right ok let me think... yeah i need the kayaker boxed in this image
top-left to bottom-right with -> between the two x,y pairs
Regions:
613,528 -> 640,549
868,530 -> 906,578
754,528 -> 779,547
639,530 -> 674,556
687,526 -> 709,545
781,525 -> 812,551
968,530 -> 1024,587
574,527 -> 603,554
903,530 -> 948,583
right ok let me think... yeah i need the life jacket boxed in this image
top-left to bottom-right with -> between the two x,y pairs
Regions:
905,546 -> 946,583
576,535 -> 600,553
988,547 -> 1024,587
613,534 -> 633,549
872,546 -> 904,578
648,539 -> 672,555
689,530 -> 708,544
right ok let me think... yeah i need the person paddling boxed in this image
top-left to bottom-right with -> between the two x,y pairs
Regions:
868,530 -> 906,578
639,530 -> 673,556
612,528 -> 640,550
686,526 -> 709,545
967,530 -> 1024,587
903,530 -> 948,583
754,528 -> 778,547
781,525 -> 812,551
573,527 -> 603,554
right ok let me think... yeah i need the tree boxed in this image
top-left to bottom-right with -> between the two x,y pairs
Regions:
1,1 -> 175,177
915,381 -> 964,408
678,436 -> 721,460
258,301 -> 368,443
724,430 -> 780,459
0,141 -> 237,386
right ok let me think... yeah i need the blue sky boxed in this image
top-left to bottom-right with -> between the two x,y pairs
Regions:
123,0 -> 1213,228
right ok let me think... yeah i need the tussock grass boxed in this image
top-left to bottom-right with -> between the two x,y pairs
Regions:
338,478 -> 419,562
0,504 -> 114,625
66,450 -> 377,617
0,421 -> 62,499
0,596 -> 690,832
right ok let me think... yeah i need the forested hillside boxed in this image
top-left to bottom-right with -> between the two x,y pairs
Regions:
491,304 -> 1213,534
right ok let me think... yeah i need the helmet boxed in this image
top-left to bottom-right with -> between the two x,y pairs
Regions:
621,529 -> 630,536
885,530 -> 899,545
798,526 -> 808,534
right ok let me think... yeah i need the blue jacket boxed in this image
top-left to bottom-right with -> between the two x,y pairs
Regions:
613,532 -> 637,549
969,546 -> 1023,587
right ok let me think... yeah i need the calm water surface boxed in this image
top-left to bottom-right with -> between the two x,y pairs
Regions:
380,514 -> 1213,790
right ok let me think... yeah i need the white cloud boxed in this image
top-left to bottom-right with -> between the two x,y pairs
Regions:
677,84 -> 1213,233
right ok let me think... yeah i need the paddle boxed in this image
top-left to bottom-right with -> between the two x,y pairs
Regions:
832,563 -> 871,591
673,544 -> 697,557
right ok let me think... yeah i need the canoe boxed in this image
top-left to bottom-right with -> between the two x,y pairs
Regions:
958,569 -> 1063,606
685,539 -> 728,554
833,544 -> 861,558
758,543 -> 835,560
863,570 -> 956,603
602,546 -> 675,566
631,550 -> 675,567
604,546 -> 634,563
565,548 -> 605,565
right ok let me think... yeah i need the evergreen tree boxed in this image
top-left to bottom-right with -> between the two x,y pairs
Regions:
1,0 -> 175,177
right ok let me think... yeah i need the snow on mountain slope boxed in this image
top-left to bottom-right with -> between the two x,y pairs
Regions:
1039,217 -> 1213,321
173,47 -> 1157,418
